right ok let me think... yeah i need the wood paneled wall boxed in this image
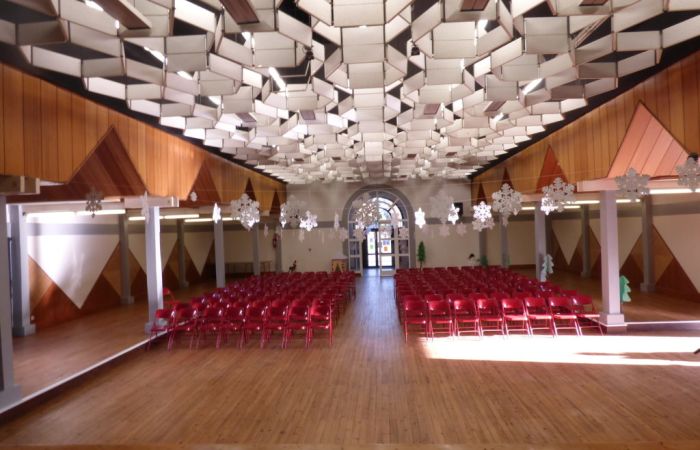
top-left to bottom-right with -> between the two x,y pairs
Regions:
0,63 -> 286,211
472,50 -> 700,199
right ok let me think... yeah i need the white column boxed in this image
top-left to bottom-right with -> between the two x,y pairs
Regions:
640,196 -> 655,293
478,230 -> 487,266
176,219 -> 188,289
118,215 -> 133,305
499,219 -> 509,268
9,205 -> 35,336
580,205 -> 591,278
0,197 -> 21,408
214,219 -> 225,288
274,227 -> 282,273
600,190 -> 625,329
145,206 -> 163,333
252,223 -> 260,276
534,208 -> 547,280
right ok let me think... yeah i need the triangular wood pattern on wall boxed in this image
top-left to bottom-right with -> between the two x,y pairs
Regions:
607,104 -> 690,179
10,127 -> 147,202
270,191 -> 281,216
244,178 -> 257,202
536,147 -> 568,192
179,161 -> 221,208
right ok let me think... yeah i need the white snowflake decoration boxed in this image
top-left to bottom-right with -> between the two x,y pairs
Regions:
230,193 -> 260,231
189,191 -> 198,202
472,202 -> 495,232
438,224 -> 450,237
333,212 -> 340,231
414,208 -> 426,229
338,228 -> 349,241
455,223 -> 467,236
212,203 -> 222,224
263,224 -> 269,237
140,191 -> 150,223
299,210 -> 318,232
615,167 -> 650,201
398,227 -> 409,240
280,195 -> 306,228
390,211 -> 402,230
353,227 -> 365,241
541,177 -> 576,215
492,183 -> 522,226
352,194 -> 381,230
430,190 -> 459,225
85,187 -> 103,218
676,155 -> 700,192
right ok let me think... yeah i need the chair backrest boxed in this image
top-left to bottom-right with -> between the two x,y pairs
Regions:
154,308 -> 174,322
548,296 -> 573,312
427,299 -> 451,314
310,304 -> 331,320
571,295 -> 595,312
452,299 -> 477,316
288,304 -> 309,321
524,297 -> 548,312
476,298 -> 500,315
501,298 -> 525,314
404,300 -> 426,314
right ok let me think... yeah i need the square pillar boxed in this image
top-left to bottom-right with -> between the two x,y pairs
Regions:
478,229 -> 487,266
599,191 -> 625,331
252,223 -> 261,276
499,219 -> 509,268
640,196 -> 655,293
275,227 -> 282,273
9,205 -> 35,336
580,205 -> 591,278
534,208 -> 547,280
145,206 -> 163,333
214,219 -> 225,288
0,197 -> 22,408
118,215 -> 134,305
176,220 -> 188,289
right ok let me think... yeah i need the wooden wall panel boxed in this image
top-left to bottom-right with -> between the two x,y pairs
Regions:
473,50 -> 700,194
0,62 -> 285,205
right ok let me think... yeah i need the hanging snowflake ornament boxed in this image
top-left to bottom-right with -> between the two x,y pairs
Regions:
430,190 -> 459,225
338,228 -> 349,241
414,208 -> 426,229
390,211 -> 402,230
280,195 -> 306,228
230,193 -> 260,231
189,191 -> 198,202
212,203 -> 222,224
676,153 -> 700,192
299,210 -> 318,232
353,227 -> 365,241
540,177 -> 576,215
455,223 -> 467,236
438,224 -> 450,237
398,227 -> 409,240
472,201 -> 495,232
615,167 -> 650,201
140,191 -> 150,223
333,212 -> 340,231
492,183 -> 522,226
85,186 -> 103,218
352,193 -> 381,230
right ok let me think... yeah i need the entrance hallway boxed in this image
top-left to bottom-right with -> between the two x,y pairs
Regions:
1,275 -> 700,448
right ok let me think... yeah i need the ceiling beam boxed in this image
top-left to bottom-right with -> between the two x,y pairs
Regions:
461,0 -> 490,11
221,0 -> 260,25
93,0 -> 151,29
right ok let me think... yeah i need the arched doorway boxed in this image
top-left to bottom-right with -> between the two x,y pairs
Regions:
342,186 -> 415,275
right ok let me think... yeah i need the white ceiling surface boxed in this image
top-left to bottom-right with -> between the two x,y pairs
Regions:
3,0 -> 700,184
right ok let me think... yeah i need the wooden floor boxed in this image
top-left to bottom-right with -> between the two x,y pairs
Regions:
515,269 -> 700,322
1,271 -> 700,448
12,281 -> 217,397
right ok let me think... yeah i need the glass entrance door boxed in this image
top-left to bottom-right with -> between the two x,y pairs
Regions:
366,228 -> 394,268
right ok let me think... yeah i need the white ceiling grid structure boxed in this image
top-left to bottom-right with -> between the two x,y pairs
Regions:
2,0 -> 699,183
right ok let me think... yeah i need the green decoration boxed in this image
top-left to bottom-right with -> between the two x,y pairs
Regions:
539,254 -> 554,282
417,241 -> 426,269
480,255 -> 488,267
620,275 -> 632,302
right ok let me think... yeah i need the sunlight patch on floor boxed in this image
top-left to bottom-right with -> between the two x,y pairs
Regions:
421,335 -> 700,366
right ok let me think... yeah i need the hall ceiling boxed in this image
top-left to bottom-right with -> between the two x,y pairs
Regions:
1,0 -> 699,184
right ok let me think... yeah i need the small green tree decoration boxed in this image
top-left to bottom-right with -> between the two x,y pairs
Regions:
417,241 -> 426,269
480,255 -> 488,267
620,275 -> 632,302
539,254 -> 554,282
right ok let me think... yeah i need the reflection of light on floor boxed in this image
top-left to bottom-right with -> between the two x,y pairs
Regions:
421,335 -> 700,366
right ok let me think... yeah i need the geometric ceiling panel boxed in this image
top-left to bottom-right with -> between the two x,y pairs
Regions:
2,0 -> 699,183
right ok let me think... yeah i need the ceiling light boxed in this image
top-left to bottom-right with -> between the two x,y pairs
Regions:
163,214 -> 200,220
143,47 -> 165,64
85,0 -> 104,12
185,218 -> 213,223
521,206 -> 535,210
477,20 -> 488,36
493,113 -> 504,122
76,209 -> 126,216
563,205 -> 580,209
574,200 -> 599,205
522,78 -> 542,95
649,188 -> 694,195
177,71 -> 194,80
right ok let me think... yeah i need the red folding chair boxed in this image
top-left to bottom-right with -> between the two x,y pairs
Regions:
195,306 -> 224,348
240,302 -> 268,348
147,308 -> 174,350
524,297 -> 554,336
476,298 -> 504,336
263,300 -> 289,347
284,301 -> 311,349
501,298 -> 531,336
168,307 -> 198,349
548,296 -> 581,336
217,303 -> 245,348
403,300 -> 428,342
452,299 -> 480,337
571,295 -> 603,335
309,301 -> 333,347
427,299 -> 453,338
